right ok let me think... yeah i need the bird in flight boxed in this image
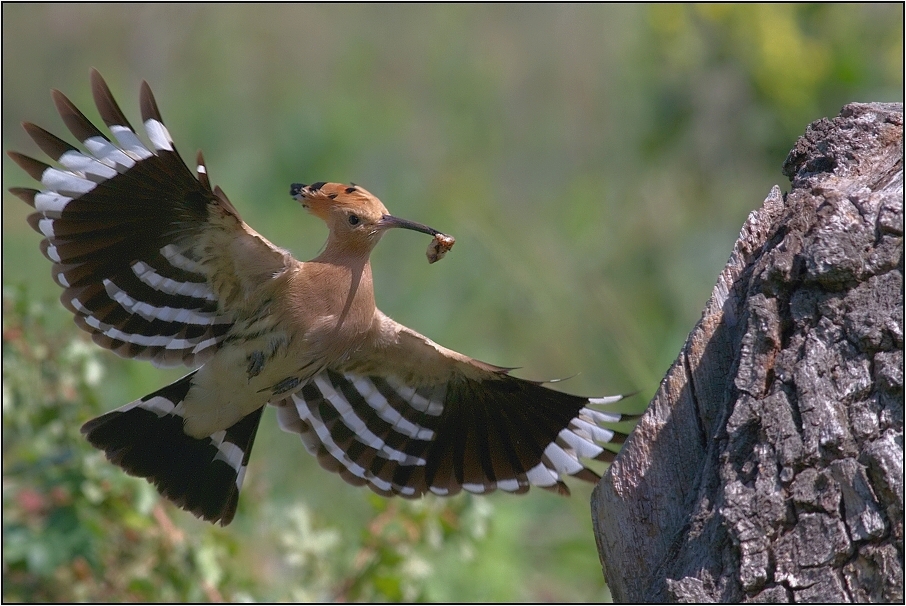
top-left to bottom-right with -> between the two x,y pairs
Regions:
9,70 -> 635,526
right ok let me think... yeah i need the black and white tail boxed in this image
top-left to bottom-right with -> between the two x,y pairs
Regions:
81,372 -> 264,525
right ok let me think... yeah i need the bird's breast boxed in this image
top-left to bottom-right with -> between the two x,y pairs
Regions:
281,261 -> 376,349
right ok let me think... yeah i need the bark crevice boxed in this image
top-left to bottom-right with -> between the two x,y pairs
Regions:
592,102 -> 904,603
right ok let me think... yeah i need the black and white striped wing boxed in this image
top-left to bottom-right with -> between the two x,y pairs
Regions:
273,368 -> 631,498
7,70 -> 266,367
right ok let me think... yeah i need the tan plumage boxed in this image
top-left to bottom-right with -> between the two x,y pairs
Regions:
8,70 -> 635,525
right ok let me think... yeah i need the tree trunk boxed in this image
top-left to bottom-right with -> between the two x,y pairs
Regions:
592,102 -> 904,603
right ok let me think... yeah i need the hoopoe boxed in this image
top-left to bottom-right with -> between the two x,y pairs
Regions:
9,70 -> 635,526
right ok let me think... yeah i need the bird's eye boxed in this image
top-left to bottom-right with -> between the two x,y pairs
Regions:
348,214 -> 360,226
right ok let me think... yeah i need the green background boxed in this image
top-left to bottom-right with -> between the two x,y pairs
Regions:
3,4 -> 902,602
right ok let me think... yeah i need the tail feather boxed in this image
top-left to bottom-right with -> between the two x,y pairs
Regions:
81,372 -> 264,526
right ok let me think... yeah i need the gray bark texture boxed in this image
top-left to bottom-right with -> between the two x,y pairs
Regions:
592,102 -> 904,603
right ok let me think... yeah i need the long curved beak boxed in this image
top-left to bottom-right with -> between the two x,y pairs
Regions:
378,214 -> 443,236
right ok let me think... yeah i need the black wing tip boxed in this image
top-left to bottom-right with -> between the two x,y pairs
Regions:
80,410 -> 112,436
88,66 -> 103,84
139,79 -> 162,123
8,151 -> 49,181
9,187 -> 38,207
51,86 -> 105,142
90,68 -> 135,130
23,121 -> 77,160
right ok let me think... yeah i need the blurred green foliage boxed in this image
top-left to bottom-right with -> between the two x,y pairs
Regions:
2,4 -> 901,602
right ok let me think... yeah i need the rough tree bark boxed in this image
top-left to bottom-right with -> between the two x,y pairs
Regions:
592,102 -> 903,603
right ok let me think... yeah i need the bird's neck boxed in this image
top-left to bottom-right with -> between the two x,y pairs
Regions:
305,247 -> 376,326
319,231 -> 375,265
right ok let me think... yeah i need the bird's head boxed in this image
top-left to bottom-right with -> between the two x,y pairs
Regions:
290,182 -> 448,257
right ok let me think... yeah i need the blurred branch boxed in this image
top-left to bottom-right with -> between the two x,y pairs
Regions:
593,102 -> 904,602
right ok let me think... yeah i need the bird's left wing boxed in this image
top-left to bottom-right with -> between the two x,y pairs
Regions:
8,70 -> 293,367
273,311 -> 634,497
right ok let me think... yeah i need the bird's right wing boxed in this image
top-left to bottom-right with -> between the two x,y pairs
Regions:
273,311 -> 635,497
9,70 -> 293,368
